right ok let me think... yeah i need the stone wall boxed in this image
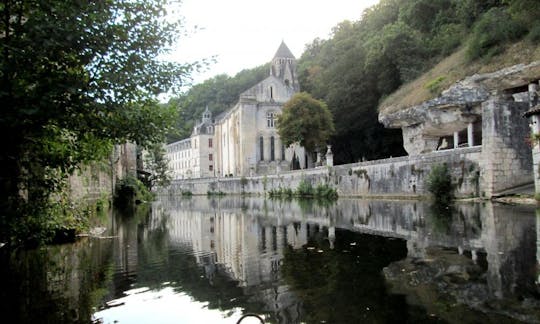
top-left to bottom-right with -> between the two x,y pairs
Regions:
68,143 -> 137,202
167,147 -> 483,199
480,94 -> 532,196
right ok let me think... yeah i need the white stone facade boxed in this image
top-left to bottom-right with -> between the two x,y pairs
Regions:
167,42 -> 308,179
166,138 -> 192,179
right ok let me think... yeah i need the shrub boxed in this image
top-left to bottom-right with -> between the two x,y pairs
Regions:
296,179 -> 314,197
526,22 -> 540,44
424,76 -> 446,95
430,23 -> 466,56
426,164 -> 454,203
314,183 -> 338,200
181,190 -> 192,197
467,8 -> 527,60
207,190 -> 226,196
114,176 -> 153,207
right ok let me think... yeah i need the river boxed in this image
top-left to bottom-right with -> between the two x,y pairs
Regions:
1,196 -> 539,323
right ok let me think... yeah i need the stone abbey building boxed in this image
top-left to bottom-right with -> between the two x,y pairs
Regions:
166,42 -> 308,179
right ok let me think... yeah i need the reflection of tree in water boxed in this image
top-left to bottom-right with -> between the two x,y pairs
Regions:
280,229 -> 440,323
428,202 -> 455,235
297,197 -> 337,215
0,239 -> 115,323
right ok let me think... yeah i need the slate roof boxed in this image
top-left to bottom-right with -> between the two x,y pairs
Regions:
273,41 -> 295,59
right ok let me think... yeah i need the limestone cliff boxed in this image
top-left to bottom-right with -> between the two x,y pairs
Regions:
379,61 -> 540,155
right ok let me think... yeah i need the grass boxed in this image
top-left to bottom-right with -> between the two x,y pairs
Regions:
379,41 -> 540,115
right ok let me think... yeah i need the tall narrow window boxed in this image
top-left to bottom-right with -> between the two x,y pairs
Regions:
270,136 -> 275,161
266,112 -> 276,128
259,136 -> 264,161
270,86 -> 273,99
208,138 -> 213,148
281,144 -> 285,161
209,153 -> 213,161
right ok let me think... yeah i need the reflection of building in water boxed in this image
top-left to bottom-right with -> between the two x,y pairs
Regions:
155,196 -> 539,302
156,200 -> 311,322
160,201 -> 312,287
112,212 -> 140,288
480,204 -> 537,299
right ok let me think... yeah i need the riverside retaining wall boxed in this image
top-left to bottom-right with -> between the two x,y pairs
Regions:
167,146 -> 483,199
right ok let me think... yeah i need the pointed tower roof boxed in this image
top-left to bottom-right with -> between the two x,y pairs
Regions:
273,41 -> 295,59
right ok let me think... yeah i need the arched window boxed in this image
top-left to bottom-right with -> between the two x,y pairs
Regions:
259,136 -> 264,161
270,136 -> 275,161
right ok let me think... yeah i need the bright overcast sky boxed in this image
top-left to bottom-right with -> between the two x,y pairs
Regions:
167,0 -> 380,86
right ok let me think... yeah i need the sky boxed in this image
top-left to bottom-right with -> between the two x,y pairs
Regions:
166,0 -> 380,87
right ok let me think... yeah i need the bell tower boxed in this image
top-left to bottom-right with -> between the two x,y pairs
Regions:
202,105 -> 212,123
270,41 -> 299,91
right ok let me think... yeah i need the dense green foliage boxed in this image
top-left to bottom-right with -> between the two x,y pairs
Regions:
141,143 -> 172,190
467,7 -> 526,59
269,180 -> 338,200
114,175 -> 154,208
277,92 -> 335,157
297,0 -> 538,164
167,0 -> 538,165
0,0 -> 193,245
426,164 -> 454,203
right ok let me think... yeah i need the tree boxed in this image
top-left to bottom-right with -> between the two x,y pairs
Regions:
277,92 -> 335,159
141,143 -> 172,190
0,0 -> 195,244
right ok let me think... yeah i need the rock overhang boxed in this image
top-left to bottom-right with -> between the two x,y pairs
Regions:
379,61 -> 540,130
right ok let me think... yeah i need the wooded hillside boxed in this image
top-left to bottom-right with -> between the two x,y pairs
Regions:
168,0 -> 540,164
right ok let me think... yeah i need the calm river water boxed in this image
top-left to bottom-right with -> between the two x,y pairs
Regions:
1,196 -> 540,323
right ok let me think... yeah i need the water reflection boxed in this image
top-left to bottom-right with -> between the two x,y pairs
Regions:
0,236 -> 115,323
141,197 -> 539,322
0,197 -> 539,323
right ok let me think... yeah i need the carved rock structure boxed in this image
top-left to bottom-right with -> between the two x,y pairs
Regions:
379,61 -> 540,197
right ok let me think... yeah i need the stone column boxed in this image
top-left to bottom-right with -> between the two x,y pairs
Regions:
453,132 -> 459,148
467,123 -> 474,147
530,83 -> 539,107
526,83 -> 540,196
